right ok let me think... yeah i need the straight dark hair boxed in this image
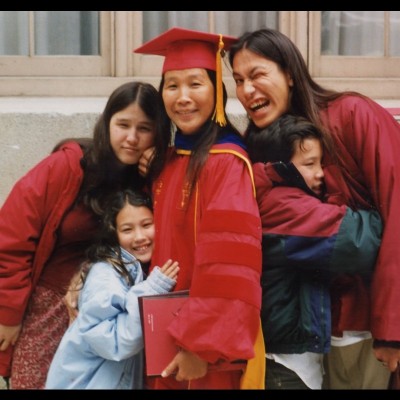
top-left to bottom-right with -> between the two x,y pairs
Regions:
53,81 -> 169,215
228,28 -> 365,161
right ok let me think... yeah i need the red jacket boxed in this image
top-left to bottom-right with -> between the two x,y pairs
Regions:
0,142 -> 84,376
149,141 -> 262,389
321,95 -> 400,341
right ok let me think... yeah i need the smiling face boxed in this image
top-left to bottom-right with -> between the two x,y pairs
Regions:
232,49 -> 293,129
116,203 -> 155,264
291,137 -> 325,197
109,102 -> 156,165
162,68 -> 215,135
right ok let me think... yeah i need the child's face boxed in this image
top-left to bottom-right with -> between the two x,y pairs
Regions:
116,203 -> 155,264
110,102 -> 156,166
291,137 -> 324,197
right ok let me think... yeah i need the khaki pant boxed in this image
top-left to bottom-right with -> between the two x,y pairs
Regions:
322,338 -> 391,389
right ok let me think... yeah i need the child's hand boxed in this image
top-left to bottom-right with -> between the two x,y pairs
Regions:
159,259 -> 179,281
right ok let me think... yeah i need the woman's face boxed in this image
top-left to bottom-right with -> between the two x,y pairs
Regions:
110,102 -> 156,165
162,68 -> 215,135
116,203 -> 155,264
232,49 -> 293,129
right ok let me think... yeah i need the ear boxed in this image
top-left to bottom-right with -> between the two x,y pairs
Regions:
287,74 -> 294,88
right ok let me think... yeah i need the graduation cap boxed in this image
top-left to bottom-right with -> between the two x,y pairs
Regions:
134,27 -> 238,127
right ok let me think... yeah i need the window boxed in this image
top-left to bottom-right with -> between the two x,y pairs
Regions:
309,11 -> 400,98
0,11 -> 110,76
321,11 -> 400,57
0,11 -> 99,56
142,11 -> 278,42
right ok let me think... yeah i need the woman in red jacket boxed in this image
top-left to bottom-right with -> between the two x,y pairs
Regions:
134,27 -> 263,389
229,28 -> 400,389
0,81 -> 169,389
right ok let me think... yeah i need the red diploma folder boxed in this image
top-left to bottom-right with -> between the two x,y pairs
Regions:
139,290 -> 246,377
139,290 -> 189,376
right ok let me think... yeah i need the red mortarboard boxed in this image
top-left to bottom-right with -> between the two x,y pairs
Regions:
134,27 -> 237,73
134,27 -> 238,126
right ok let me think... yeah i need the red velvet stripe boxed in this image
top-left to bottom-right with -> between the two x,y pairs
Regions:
201,210 -> 261,239
190,274 -> 261,309
196,241 -> 261,273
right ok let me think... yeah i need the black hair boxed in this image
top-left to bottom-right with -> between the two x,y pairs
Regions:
247,113 -> 323,164
79,188 -> 153,288
228,28 -> 365,162
53,81 -> 169,215
247,114 -> 324,197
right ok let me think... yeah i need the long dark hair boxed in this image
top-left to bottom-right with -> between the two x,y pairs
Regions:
79,189 -> 153,287
228,29 -> 363,158
158,69 -> 242,194
53,82 -> 169,215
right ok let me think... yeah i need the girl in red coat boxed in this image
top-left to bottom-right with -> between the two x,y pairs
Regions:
0,81 -> 169,389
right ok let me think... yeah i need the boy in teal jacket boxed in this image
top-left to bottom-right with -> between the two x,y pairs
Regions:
249,114 -> 382,389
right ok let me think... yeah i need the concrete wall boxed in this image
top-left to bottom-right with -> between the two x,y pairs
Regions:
0,98 -> 247,206
0,98 -> 104,206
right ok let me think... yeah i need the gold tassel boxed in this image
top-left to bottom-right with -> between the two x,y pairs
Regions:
213,34 -> 227,127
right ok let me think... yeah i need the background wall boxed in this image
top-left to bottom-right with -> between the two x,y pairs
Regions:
0,98 -> 105,206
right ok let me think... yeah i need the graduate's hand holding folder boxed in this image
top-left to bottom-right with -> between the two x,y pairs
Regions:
138,290 -> 245,377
